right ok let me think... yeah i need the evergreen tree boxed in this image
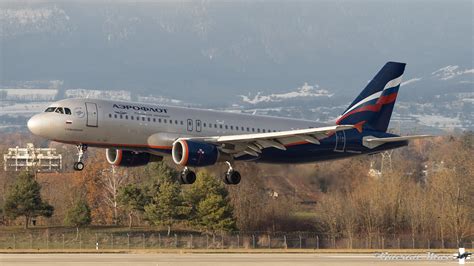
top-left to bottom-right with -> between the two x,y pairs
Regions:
147,161 -> 179,184
144,180 -> 184,236
64,199 -> 92,230
117,184 -> 150,228
4,172 -> 54,228
197,193 -> 236,232
184,171 -> 236,232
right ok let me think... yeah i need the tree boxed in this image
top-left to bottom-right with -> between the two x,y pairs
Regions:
64,199 -> 92,237
185,171 -> 236,233
144,180 -> 183,236
117,184 -> 149,228
4,172 -> 54,228
197,193 -> 236,233
316,192 -> 342,247
98,166 -> 128,225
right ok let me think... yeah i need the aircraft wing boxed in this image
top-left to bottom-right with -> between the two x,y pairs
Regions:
363,135 -> 432,149
177,125 -> 354,157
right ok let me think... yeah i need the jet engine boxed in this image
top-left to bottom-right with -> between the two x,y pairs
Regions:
106,148 -> 152,167
172,139 -> 219,167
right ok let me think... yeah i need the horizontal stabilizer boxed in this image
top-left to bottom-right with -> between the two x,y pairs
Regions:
363,135 -> 432,149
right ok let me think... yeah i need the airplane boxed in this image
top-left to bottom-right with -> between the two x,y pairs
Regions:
27,62 -> 431,185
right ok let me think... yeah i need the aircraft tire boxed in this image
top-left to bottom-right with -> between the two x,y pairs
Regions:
74,162 -> 84,171
224,170 -> 241,185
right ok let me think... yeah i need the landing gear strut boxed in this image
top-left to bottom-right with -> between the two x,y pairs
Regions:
73,144 -> 87,171
223,161 -> 241,185
179,167 -> 196,184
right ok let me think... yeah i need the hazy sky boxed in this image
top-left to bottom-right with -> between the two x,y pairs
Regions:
1,0 -> 472,103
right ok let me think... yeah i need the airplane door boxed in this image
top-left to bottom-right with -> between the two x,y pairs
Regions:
187,119 -> 193,132
85,102 -> 98,127
196,120 -> 202,132
334,130 -> 346,152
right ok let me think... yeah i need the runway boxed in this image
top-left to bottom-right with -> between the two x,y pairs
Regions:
0,253 -> 463,266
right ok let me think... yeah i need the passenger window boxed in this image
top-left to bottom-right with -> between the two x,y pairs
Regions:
120,115 -> 123,119
142,117 -> 145,121
252,128 -> 255,132
241,127 -> 244,131
159,118 -> 162,123
247,127 -> 250,132
230,125 -> 233,130
131,116 -> 134,120
219,125 -> 223,129
262,129 -> 266,133
257,128 -> 260,133
180,121 -> 184,125
45,107 -> 56,112
55,107 -> 64,114
125,115 -> 128,119
175,120 -> 178,124
65,108 -> 72,115
114,114 -> 117,119
225,125 -> 228,129
203,123 -> 207,127
153,118 -> 156,122
108,114 -> 112,118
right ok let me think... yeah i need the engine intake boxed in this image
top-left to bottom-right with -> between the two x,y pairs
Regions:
106,148 -> 151,167
172,139 -> 219,167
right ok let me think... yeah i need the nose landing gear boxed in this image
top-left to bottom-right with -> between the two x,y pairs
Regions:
73,144 -> 87,171
223,161 -> 241,185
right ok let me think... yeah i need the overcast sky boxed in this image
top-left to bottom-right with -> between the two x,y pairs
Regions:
1,1 -> 472,103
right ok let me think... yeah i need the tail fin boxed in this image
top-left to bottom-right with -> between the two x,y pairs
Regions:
336,61 -> 405,132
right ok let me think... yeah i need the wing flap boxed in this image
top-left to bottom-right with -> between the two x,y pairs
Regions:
178,124 -> 354,157
197,125 -> 354,143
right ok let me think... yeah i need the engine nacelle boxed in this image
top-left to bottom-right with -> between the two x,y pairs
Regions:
106,148 -> 151,167
172,139 -> 219,167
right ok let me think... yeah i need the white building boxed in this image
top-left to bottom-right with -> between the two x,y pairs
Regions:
3,143 -> 62,172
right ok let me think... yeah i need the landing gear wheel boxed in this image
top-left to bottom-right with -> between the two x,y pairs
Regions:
73,162 -> 84,171
73,144 -> 87,171
223,161 -> 241,185
179,168 -> 196,184
224,170 -> 241,185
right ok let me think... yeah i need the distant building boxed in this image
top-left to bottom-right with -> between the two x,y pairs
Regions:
3,143 -> 62,172
65,89 -> 131,101
0,89 -> 58,102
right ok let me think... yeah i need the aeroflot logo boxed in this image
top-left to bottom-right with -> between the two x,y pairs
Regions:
113,104 -> 168,113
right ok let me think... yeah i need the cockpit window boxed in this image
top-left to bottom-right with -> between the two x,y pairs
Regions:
45,106 -> 72,115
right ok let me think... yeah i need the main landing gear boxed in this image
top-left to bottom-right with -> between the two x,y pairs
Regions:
73,144 -> 87,171
178,162 -> 241,185
179,167 -> 196,184
223,161 -> 241,185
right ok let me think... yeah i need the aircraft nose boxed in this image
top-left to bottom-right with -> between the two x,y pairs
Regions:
27,115 -> 43,136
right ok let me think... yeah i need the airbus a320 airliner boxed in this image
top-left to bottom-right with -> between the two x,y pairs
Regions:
28,62 -> 430,185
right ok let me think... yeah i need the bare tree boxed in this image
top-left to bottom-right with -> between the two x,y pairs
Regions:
98,166 -> 128,225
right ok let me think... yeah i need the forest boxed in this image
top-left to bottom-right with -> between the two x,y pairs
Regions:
0,132 -> 472,248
